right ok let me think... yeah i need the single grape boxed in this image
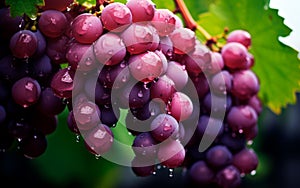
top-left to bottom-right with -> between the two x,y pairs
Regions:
66,42 -> 92,70
196,115 -> 224,139
129,81 -> 151,109
215,165 -> 241,188
157,139 -> 185,168
12,77 -> 41,108
120,23 -> 159,55
132,132 -> 158,159
219,131 -> 246,153
41,0 -> 74,11
150,75 -> 176,103
206,145 -> 233,169
188,161 -> 215,185
51,68 -> 75,99
151,9 -> 176,36
94,33 -> 126,66
84,123 -> 114,155
128,51 -> 163,83
10,30 -> 38,59
210,70 -> 232,96
227,30 -> 252,49
227,105 -> 257,132
231,70 -> 259,100
35,87 -> 66,116
73,101 -> 100,131
167,92 -> 193,122
31,55 -> 53,82
71,13 -> 103,44
20,131 -> 47,159
221,42 -> 249,70
33,30 -> 47,58
126,0 -> 155,22
38,10 -> 68,38
169,28 -> 196,55
99,104 -> 119,127
232,148 -> 259,174
150,114 -> 179,142
158,36 -> 173,57
131,156 -> 156,177
46,35 -> 70,64
165,61 -> 189,91
101,2 -> 132,32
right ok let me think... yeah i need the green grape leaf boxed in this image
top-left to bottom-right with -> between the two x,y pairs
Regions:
198,0 -> 300,114
76,0 -> 96,8
5,0 -> 44,18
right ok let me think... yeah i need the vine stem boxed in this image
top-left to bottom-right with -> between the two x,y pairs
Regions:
173,0 -> 212,40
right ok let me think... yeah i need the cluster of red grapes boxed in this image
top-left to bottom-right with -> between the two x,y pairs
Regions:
0,0 -> 261,187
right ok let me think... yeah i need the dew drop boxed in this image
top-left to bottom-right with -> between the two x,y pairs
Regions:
250,170 -> 256,176
95,154 -> 101,160
75,134 -> 80,143
169,168 -> 174,178
61,71 -> 73,83
137,90 -> 143,98
238,129 -> 243,134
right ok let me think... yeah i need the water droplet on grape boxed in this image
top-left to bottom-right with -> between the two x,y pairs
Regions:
169,168 -> 174,178
250,170 -> 256,176
95,154 -> 101,160
75,134 -> 80,143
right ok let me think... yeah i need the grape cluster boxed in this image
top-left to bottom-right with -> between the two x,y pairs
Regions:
0,0 -> 261,187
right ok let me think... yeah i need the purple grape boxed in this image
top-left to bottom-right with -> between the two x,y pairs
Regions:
121,23 -> 159,55
35,87 -> 66,116
233,148 -> 258,174
157,139 -> 185,168
131,156 -> 156,177
12,77 -> 41,108
158,36 -> 173,57
202,92 -> 232,116
83,78 -> 112,106
132,132 -> 158,159
150,114 -> 179,142
166,61 -> 188,91
151,9 -> 176,36
203,51 -> 224,75
98,61 -> 130,89
8,119 -> 32,139
51,68 -> 75,99
94,33 -> 126,66
247,95 -> 262,115
30,114 -> 58,135
197,115 -> 224,139
221,42 -> 249,70
126,0 -> 155,22
71,13 -> 103,44
169,28 -> 196,55
188,73 -> 209,100
243,125 -> 258,141
184,42 -> 211,76
215,165 -> 241,188
167,92 -> 193,122
33,30 -> 47,58
210,70 -> 232,96
101,2 -> 132,32
128,51 -> 163,83
10,30 -> 38,59
41,0 -> 74,11
206,145 -> 233,169
38,10 -> 68,38
31,55 -> 53,82
188,161 -> 215,185
150,75 -> 176,103
83,123 -> 113,155
130,98 -> 165,121
227,105 -> 257,132
73,101 -> 100,131
227,30 -> 252,49
20,131 -> 47,159
0,55 -> 28,82
129,81 -> 151,108
66,42 -> 91,70
99,105 -> 119,127
67,110 -> 80,134
219,131 -> 246,153
231,70 -> 259,100
46,35 -> 70,64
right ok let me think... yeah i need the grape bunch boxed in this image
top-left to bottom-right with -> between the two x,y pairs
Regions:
0,0 -> 261,187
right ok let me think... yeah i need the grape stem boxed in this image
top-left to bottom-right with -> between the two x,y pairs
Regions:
173,0 -> 212,40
